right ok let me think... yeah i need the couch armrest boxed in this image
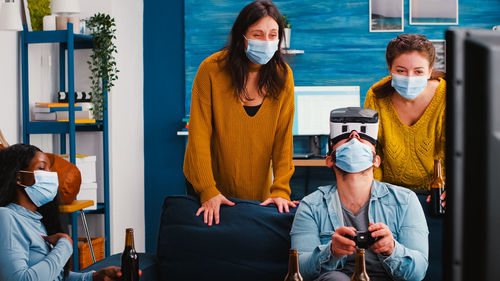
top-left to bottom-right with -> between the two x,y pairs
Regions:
81,253 -> 159,281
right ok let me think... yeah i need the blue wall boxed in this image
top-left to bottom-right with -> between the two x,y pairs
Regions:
144,0 -> 500,252
185,0 -> 500,114
143,1 -> 185,253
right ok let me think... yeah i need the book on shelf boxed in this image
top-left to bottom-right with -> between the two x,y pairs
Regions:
57,119 -> 96,124
56,111 -> 93,120
33,111 -> 92,121
33,106 -> 83,113
35,102 -> 78,108
33,112 -> 57,121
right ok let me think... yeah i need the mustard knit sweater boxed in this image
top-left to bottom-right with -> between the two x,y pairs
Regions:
364,76 -> 446,190
183,51 -> 295,203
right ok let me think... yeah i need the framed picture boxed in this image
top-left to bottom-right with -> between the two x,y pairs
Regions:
430,40 -> 446,72
410,0 -> 458,25
369,0 -> 403,32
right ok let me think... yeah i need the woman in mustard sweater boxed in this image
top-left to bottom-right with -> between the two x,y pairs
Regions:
364,34 -> 446,192
183,1 -> 297,226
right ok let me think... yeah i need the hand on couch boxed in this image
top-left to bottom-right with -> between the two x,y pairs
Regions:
260,197 -> 299,213
196,194 -> 235,226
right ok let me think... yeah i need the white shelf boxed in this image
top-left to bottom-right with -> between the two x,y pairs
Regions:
281,49 -> 305,55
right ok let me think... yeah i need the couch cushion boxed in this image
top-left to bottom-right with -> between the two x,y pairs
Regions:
157,195 -> 297,281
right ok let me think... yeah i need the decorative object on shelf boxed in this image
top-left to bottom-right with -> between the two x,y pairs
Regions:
50,0 -> 79,15
25,0 -> 50,31
55,15 -> 67,30
0,0 -> 23,31
68,15 -> 79,33
281,14 -> 291,49
51,0 -> 79,31
0,128 -> 9,148
86,13 -> 119,121
58,91 -> 92,103
42,14 -> 55,30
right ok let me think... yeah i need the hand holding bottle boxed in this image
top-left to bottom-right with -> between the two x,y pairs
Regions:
92,267 -> 143,281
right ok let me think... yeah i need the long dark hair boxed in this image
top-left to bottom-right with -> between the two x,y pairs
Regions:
373,34 -> 445,98
222,0 -> 288,101
0,144 -> 63,235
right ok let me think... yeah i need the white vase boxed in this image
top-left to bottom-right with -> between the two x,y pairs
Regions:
281,28 -> 291,49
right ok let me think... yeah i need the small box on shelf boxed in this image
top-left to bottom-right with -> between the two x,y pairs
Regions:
77,182 -> 97,210
61,155 -> 97,183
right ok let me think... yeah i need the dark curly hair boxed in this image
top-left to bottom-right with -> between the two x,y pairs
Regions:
0,144 -> 63,235
373,34 -> 445,98
222,0 -> 289,101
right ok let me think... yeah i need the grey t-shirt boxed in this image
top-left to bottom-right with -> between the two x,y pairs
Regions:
340,200 -> 391,280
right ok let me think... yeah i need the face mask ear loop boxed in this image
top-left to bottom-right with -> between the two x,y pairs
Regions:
17,170 -> 33,188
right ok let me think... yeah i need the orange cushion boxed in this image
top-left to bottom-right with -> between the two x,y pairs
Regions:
46,153 -> 82,204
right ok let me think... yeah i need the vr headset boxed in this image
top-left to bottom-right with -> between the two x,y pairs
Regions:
328,107 -> 379,155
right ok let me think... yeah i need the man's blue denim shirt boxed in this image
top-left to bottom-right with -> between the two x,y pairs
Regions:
290,181 -> 429,281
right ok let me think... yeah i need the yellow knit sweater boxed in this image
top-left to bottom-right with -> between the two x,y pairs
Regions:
364,76 -> 446,190
183,51 -> 295,203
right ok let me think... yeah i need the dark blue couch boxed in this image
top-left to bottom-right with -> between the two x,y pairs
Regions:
84,194 -> 442,281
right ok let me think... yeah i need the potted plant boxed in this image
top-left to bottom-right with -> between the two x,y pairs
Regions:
86,13 -> 119,121
281,14 -> 291,49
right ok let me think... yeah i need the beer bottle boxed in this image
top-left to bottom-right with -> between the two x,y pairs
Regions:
284,249 -> 303,281
430,159 -> 445,216
351,248 -> 370,281
121,228 -> 139,281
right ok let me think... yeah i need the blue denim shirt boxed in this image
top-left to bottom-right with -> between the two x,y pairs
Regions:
0,204 -> 93,281
290,181 -> 428,281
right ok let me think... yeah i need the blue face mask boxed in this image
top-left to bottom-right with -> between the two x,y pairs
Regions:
391,73 -> 428,100
244,36 -> 279,65
19,170 -> 59,207
334,138 -> 374,173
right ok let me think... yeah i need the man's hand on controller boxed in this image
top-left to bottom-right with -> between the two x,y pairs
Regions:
368,222 -> 395,256
330,226 -> 357,258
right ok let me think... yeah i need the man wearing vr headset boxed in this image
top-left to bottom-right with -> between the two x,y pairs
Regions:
290,107 -> 428,281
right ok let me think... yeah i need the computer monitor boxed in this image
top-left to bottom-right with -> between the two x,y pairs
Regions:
445,28 -> 500,281
293,86 -> 360,136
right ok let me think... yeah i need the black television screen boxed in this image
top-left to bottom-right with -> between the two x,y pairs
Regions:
445,28 -> 500,281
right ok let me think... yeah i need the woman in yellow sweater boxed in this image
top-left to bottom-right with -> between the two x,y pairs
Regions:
364,34 -> 446,191
183,1 -> 297,226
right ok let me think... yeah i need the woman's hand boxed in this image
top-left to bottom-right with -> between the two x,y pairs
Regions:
260,197 -> 299,213
196,194 -> 235,226
42,233 -> 72,246
426,190 -> 447,207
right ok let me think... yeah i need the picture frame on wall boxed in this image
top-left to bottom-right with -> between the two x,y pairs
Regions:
430,39 -> 446,72
410,0 -> 458,25
369,0 -> 403,32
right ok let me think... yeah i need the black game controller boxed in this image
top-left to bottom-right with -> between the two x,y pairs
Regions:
344,231 -> 380,249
